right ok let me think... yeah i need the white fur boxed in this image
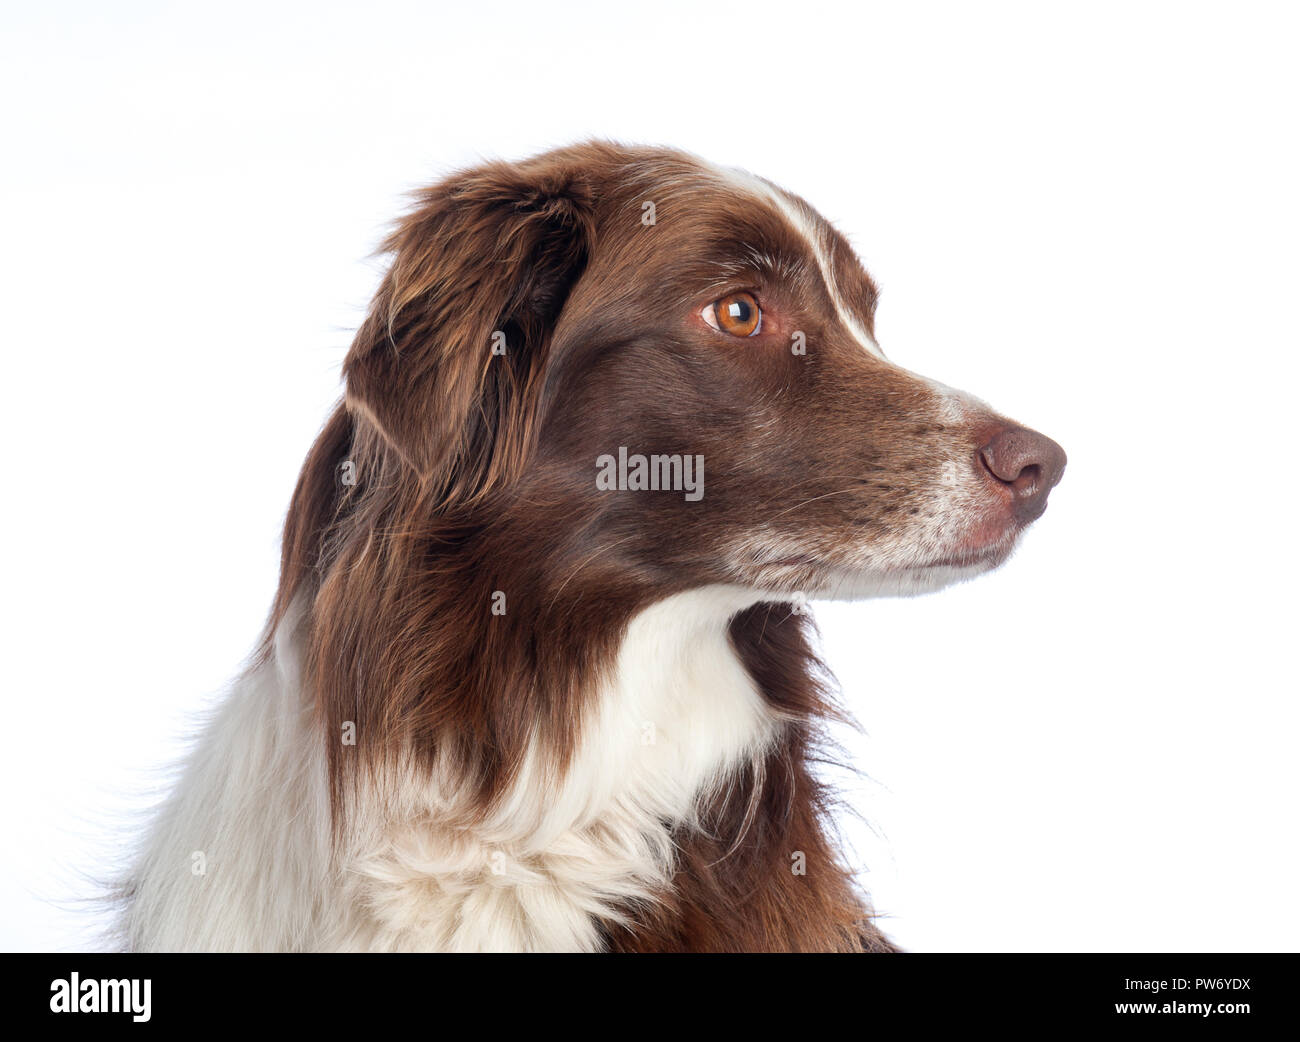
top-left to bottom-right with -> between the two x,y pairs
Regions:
118,603 -> 331,951
122,587 -> 780,952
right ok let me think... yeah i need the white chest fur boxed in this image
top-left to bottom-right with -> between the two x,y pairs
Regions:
333,585 -> 781,952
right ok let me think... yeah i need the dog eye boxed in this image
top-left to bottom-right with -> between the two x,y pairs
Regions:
702,292 -> 762,337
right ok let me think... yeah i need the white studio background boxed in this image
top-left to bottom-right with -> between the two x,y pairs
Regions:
2,1 -> 1296,952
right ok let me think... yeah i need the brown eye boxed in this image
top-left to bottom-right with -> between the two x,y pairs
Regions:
703,292 -> 762,337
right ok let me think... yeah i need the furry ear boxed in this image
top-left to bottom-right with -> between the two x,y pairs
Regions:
343,158 -> 596,497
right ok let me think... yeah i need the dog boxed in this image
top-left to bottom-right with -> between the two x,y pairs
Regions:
117,142 -> 1066,952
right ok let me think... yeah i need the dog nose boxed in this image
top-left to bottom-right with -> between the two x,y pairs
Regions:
978,426 -> 1067,521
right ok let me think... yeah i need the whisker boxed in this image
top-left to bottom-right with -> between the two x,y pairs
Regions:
763,485 -> 864,525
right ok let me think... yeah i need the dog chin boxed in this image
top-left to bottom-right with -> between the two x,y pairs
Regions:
808,547 -> 1016,601
806,565 -> 981,601
730,542 -> 1015,603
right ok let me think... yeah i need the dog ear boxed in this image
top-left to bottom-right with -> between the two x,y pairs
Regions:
343,158 -> 596,499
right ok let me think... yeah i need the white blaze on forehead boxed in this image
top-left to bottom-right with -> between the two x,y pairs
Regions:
712,163 -> 886,360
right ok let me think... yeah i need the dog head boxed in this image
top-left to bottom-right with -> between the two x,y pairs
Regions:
343,142 -> 1066,601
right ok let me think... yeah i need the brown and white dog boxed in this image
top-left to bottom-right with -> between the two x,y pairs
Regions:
118,142 -> 1065,952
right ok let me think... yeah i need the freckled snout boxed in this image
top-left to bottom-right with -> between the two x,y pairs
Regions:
978,426 -> 1067,522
